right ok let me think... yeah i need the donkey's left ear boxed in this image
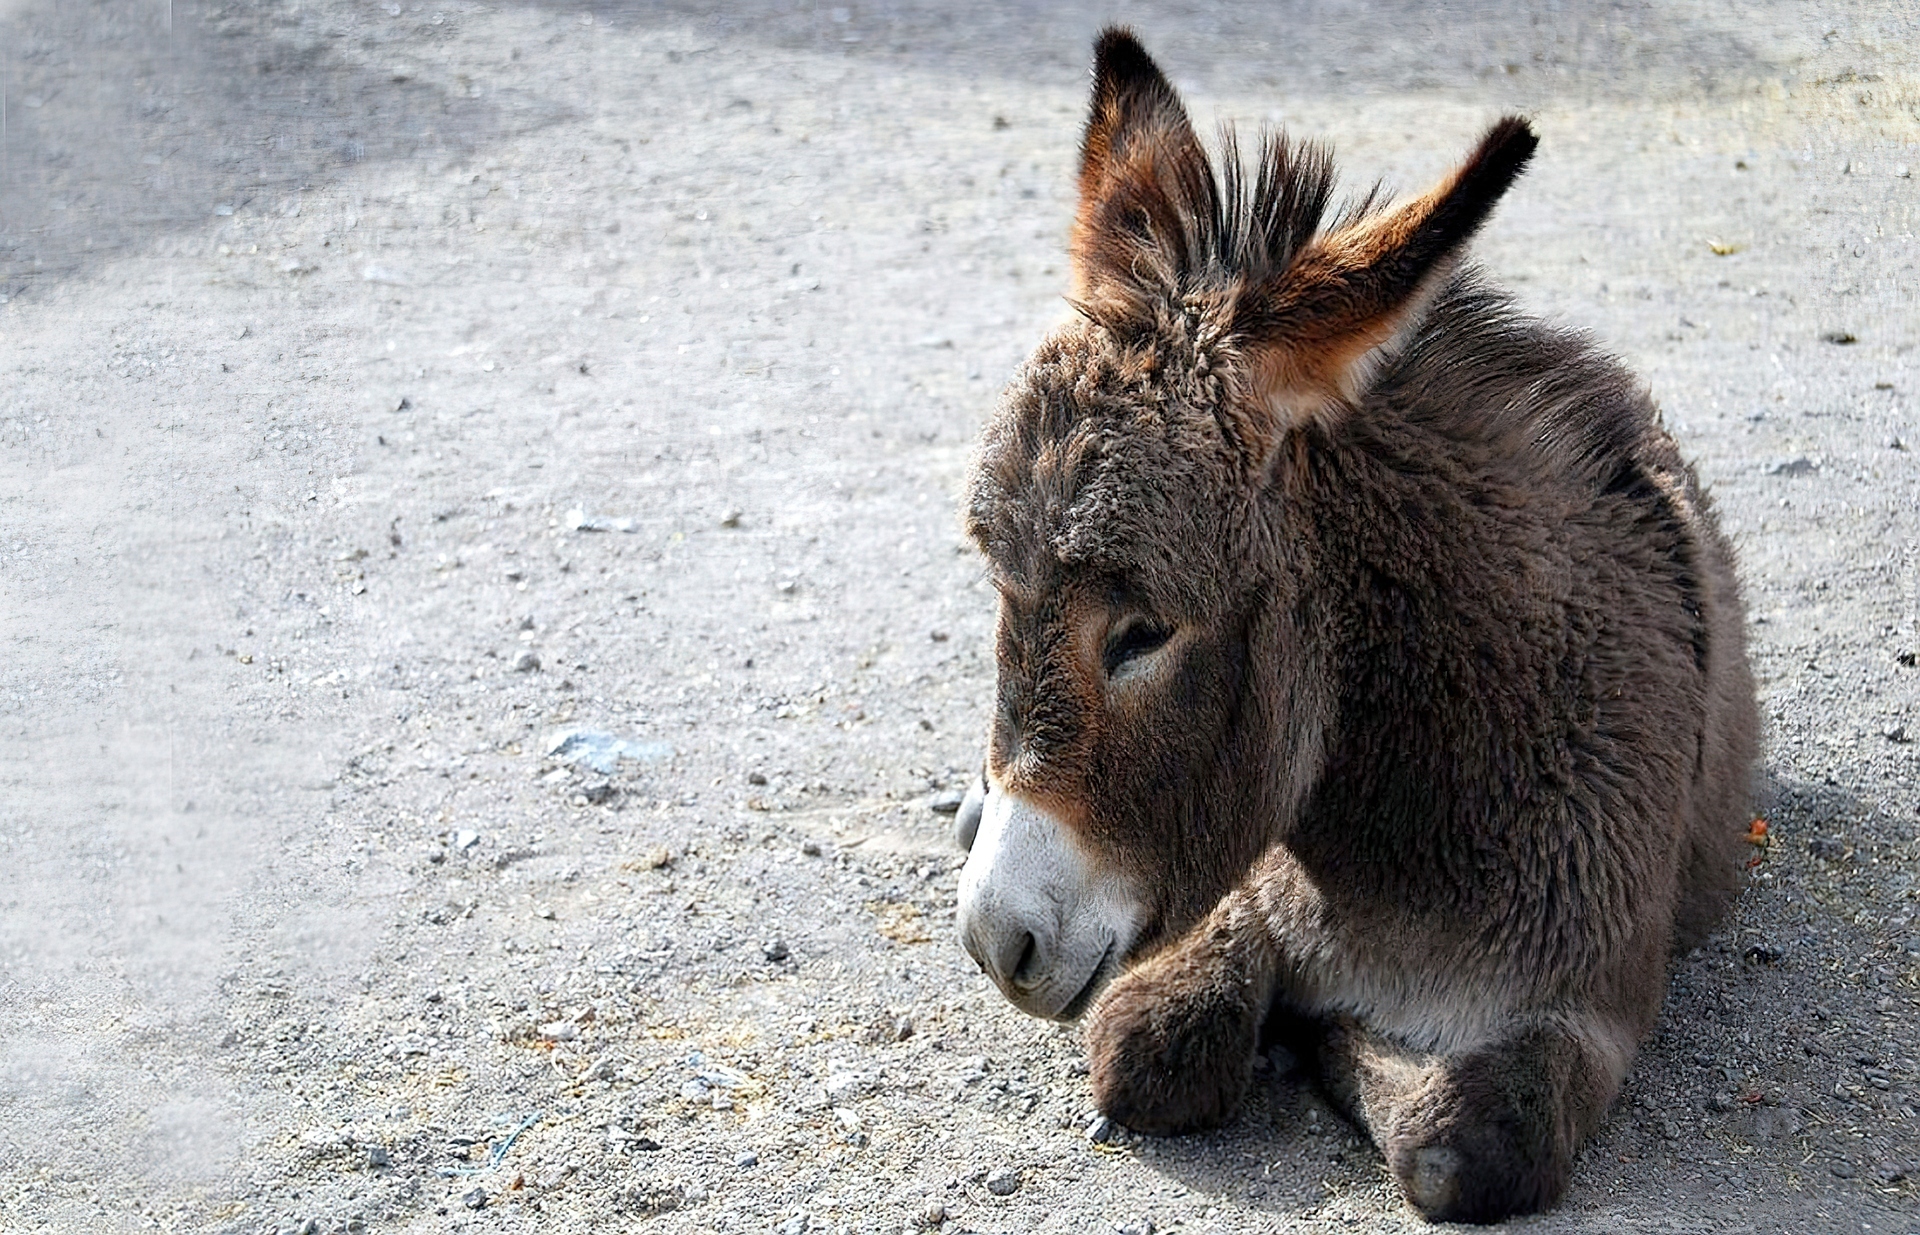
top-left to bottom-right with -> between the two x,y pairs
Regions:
1241,117 -> 1538,428
1070,29 -> 1209,311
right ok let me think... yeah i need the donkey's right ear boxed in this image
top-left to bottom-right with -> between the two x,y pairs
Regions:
1070,29 -> 1205,307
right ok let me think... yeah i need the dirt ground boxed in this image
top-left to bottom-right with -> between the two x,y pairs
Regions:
1,2 -> 1916,1233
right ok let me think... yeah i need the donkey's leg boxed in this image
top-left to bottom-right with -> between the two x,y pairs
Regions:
1084,890 -> 1279,1134
1319,1012 -> 1637,1224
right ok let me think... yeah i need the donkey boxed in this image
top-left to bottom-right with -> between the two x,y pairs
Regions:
952,28 -> 1758,1225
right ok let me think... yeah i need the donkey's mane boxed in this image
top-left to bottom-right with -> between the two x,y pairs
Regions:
1072,122 -> 1348,330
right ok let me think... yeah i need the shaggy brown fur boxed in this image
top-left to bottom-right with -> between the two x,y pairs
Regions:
960,28 -> 1758,1224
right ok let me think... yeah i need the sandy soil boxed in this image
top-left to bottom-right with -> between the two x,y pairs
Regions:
1,2 -> 1916,1233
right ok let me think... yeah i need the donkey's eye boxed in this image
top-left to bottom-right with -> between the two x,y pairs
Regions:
1103,618 -> 1174,677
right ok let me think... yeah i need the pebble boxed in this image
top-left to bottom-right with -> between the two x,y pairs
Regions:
512,650 -> 541,672
929,788 -> 966,815
800,840 -> 822,856
779,1216 -> 810,1235
1819,330 -> 1858,345
1115,1222 -> 1155,1235
461,1186 -> 487,1210
984,1167 -> 1021,1196
763,939 -> 790,962
540,1021 -> 578,1042
366,1146 -> 391,1168
1765,455 -> 1817,476
916,1201 -> 947,1228
735,1151 -> 758,1168
1830,1159 -> 1856,1179
825,1070 -> 877,1103
1086,1114 -> 1117,1143
453,830 -> 480,852
1884,723 -> 1911,743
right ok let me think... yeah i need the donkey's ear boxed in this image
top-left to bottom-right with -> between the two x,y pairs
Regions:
1070,29 -> 1208,307
1243,117 -> 1538,426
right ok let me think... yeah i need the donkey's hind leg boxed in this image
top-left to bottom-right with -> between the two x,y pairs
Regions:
1317,1013 -> 1636,1224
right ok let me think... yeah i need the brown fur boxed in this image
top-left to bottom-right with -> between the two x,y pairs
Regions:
963,28 -> 1758,1225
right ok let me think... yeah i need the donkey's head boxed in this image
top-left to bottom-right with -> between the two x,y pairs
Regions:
955,29 -> 1537,1020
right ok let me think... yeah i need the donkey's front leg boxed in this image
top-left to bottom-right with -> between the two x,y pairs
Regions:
1321,1011 -> 1637,1224
1084,889 -> 1279,1134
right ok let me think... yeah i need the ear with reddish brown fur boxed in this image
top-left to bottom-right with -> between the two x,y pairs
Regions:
1070,28 -> 1215,317
1243,117 -> 1538,428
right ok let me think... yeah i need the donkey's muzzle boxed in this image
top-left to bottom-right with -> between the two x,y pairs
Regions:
955,788 -> 1142,1021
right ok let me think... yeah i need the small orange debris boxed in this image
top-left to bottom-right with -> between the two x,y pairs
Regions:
1745,818 -> 1770,846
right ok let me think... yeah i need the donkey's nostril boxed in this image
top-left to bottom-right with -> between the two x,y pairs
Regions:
1010,931 -> 1042,989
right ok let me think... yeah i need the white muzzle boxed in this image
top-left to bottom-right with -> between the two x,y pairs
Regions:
955,788 -> 1143,1021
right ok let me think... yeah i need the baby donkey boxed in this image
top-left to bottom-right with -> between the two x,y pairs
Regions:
955,28 -> 1758,1224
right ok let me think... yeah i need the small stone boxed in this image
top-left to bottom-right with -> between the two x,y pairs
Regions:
1883,723 -> 1911,744
453,830 -> 480,852
824,1070 -> 877,1103
366,1146 -> 391,1168
680,1079 -> 711,1101
1086,1114 -> 1117,1143
916,1201 -> 947,1228
1706,1093 -> 1734,1113
984,1167 -> 1021,1196
1765,455 -> 1817,477
776,579 -> 799,595
1873,1162 -> 1908,1183
720,508 -> 744,528
296,1221 -> 320,1235
1819,331 -> 1857,345
513,651 -> 541,672
1808,836 -> 1848,861
735,1151 -> 758,1168
763,939 -> 790,962
461,1187 -> 487,1210
1830,1159 -> 1856,1179
1742,943 -> 1784,966
833,1106 -> 862,1131
746,770 -> 768,786
779,1216 -> 809,1235
540,1021 -> 577,1042
643,845 -> 673,869
800,840 -> 821,857
929,788 -> 966,815
1115,1221 -> 1156,1235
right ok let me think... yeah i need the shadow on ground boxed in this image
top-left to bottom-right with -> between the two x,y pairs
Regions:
0,0 -> 563,298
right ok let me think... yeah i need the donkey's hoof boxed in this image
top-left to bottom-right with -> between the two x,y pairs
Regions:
1085,969 -> 1258,1135
1388,1131 -> 1567,1225
1403,1147 -> 1464,1217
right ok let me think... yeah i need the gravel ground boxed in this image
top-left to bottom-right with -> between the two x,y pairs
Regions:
1,2 -> 1916,1233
